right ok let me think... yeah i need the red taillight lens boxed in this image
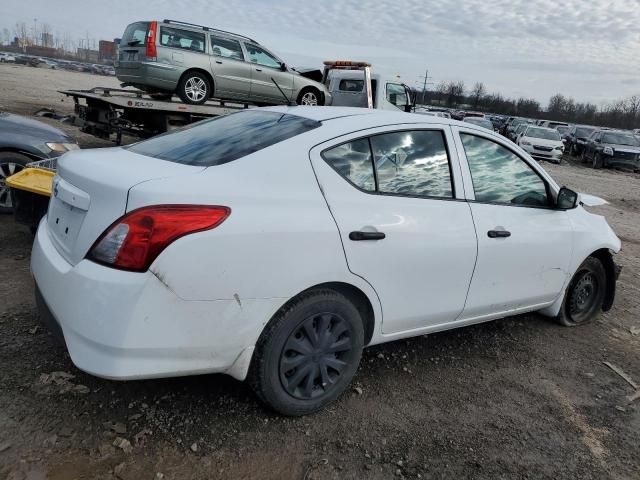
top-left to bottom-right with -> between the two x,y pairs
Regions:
145,21 -> 158,60
88,205 -> 230,272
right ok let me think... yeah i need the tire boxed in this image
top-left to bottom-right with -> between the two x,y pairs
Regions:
570,144 -> 577,157
297,88 -> 323,106
556,257 -> 607,327
0,152 -> 31,214
248,289 -> 364,416
593,153 -> 603,169
177,71 -> 211,105
149,93 -> 173,101
580,150 -> 588,163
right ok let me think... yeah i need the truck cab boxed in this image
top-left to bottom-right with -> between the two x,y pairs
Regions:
322,61 -> 413,112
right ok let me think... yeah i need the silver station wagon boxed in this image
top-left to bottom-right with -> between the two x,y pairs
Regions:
115,19 -> 333,106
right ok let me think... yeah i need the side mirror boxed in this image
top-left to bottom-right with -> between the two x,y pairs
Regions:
556,186 -> 578,210
280,63 -> 287,71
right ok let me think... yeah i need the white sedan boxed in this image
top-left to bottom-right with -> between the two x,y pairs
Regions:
32,107 -> 621,416
518,125 -> 565,163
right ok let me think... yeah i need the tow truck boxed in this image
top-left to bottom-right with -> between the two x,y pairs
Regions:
59,60 -> 413,145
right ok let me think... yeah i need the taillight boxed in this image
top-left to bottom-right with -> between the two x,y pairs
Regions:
145,21 -> 158,60
88,205 -> 230,272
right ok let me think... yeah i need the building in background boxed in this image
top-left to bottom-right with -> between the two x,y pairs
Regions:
98,40 -> 116,63
41,32 -> 54,48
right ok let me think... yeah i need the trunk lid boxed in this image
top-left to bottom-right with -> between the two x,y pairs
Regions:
47,147 -> 205,265
115,21 -> 150,78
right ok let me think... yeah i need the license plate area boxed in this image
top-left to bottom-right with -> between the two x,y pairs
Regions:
120,51 -> 139,62
47,177 -> 90,262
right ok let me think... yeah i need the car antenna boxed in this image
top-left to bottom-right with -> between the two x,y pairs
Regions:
271,77 -> 297,107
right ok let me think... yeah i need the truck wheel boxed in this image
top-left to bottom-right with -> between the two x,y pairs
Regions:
249,289 -> 364,416
297,88 -> 323,106
555,257 -> 606,327
0,152 -> 31,214
177,72 -> 211,105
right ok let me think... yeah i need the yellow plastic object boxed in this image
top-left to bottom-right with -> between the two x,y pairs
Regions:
6,167 -> 55,197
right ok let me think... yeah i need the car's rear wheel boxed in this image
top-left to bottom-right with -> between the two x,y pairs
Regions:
0,152 -> 31,214
556,257 -> 606,327
297,88 -> 323,106
177,72 -> 211,105
249,289 -> 364,416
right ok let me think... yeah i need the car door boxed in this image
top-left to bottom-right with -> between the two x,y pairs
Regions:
209,34 -> 252,101
451,127 -> 573,320
309,125 -> 478,335
585,131 -> 600,159
242,42 -> 294,103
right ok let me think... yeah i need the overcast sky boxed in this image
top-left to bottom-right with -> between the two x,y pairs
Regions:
2,0 -> 639,106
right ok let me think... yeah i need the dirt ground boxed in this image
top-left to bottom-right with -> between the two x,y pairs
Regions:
0,65 -> 638,480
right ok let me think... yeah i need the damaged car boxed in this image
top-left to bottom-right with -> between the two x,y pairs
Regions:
32,108 -> 621,416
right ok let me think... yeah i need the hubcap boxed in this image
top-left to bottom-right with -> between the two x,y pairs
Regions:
279,312 -> 352,400
300,92 -> 318,106
0,161 -> 24,209
185,77 -> 207,102
568,271 -> 598,323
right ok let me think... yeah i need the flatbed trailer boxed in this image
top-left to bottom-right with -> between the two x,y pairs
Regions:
60,87 -> 252,144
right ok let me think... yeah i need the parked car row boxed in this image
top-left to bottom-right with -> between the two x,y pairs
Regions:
0,52 -> 115,75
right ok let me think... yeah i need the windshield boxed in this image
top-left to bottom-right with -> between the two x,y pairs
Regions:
128,110 -> 321,166
576,127 -> 595,137
602,133 -> 639,146
525,127 -> 561,141
122,22 -> 149,46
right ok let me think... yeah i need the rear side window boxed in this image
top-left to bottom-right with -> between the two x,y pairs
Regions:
210,35 -> 244,61
128,111 -> 320,166
322,130 -> 453,199
339,80 -> 364,92
121,22 -> 149,46
160,27 -> 205,53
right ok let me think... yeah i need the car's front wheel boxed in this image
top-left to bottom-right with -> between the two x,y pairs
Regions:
177,72 -> 211,105
249,289 -> 364,416
593,153 -> 604,169
556,257 -> 607,327
297,88 -> 323,106
0,152 -> 31,214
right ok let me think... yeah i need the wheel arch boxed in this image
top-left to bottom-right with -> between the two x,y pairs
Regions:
0,147 -> 45,161
590,248 -> 617,312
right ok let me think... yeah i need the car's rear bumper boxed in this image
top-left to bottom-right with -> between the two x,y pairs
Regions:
31,219 -> 279,381
116,62 -> 181,91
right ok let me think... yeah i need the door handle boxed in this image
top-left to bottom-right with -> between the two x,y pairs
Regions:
215,60 -> 223,64
255,68 -> 262,72
487,230 -> 511,238
349,231 -> 386,241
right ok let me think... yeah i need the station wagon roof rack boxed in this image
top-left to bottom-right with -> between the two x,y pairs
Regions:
162,19 -> 256,43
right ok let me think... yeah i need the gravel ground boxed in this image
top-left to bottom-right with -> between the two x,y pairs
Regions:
0,65 -> 638,480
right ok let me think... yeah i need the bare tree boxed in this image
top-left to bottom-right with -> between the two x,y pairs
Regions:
470,82 -> 486,109
14,22 -> 29,51
41,23 -> 53,47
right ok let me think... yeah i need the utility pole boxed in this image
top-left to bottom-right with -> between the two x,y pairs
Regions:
417,69 -> 434,106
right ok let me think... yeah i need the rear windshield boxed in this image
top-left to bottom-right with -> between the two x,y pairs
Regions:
122,22 -> 149,46
128,110 -> 321,166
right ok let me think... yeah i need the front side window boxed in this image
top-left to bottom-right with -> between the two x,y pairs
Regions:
160,27 -> 205,53
245,43 -> 281,68
386,83 -> 408,107
460,133 -> 549,207
129,111 -> 320,166
322,130 -> 453,199
210,35 -> 244,61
